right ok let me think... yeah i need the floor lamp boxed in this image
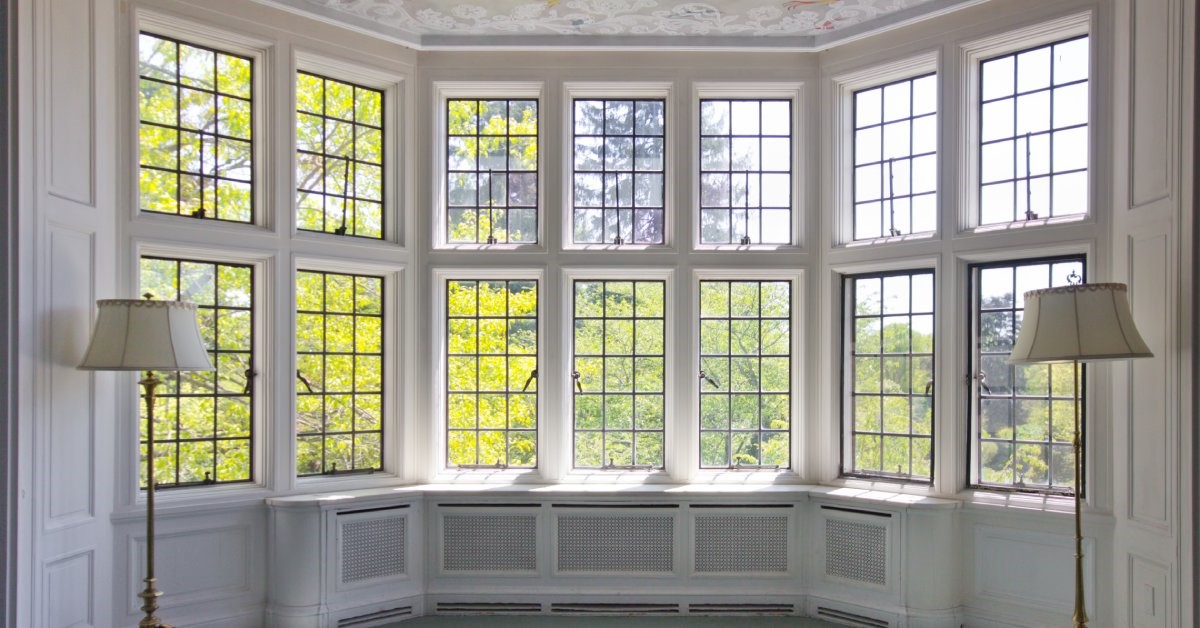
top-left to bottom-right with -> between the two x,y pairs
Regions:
78,298 -> 213,628
1008,279 -> 1152,628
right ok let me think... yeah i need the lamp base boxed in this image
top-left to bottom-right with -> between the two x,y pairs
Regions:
138,577 -> 172,628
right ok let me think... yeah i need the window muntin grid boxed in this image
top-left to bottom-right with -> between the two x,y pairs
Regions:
699,100 -> 792,245
572,280 -> 666,469
137,32 -> 254,222
295,270 -> 384,476
571,99 -> 666,245
446,99 -> 539,244
979,36 -> 1090,224
446,279 -> 539,468
852,74 -> 938,240
844,271 -> 934,481
970,256 -> 1085,493
138,256 -> 255,488
296,72 -> 384,239
698,280 -> 791,468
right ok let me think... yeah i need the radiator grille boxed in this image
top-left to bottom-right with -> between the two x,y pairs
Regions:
442,513 -> 537,572
694,514 -> 788,573
340,515 -> 406,583
825,518 -> 887,586
556,513 -> 673,573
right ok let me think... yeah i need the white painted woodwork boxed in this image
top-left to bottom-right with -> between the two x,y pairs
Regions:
12,0 -> 1194,625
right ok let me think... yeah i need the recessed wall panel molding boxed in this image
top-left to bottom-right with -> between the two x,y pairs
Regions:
44,0 -> 95,205
1128,554 -> 1171,628
974,526 -> 1094,616
1127,0 -> 1178,208
44,549 -> 95,628
1127,232 -> 1172,529
45,225 -> 95,529
125,525 -> 253,614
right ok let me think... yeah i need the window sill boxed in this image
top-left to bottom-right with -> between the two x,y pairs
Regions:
432,243 -> 546,253
961,213 -> 1090,236
838,230 -> 937,249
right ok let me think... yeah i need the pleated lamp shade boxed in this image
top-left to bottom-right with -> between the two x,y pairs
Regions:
1008,283 -> 1153,364
78,299 -> 214,371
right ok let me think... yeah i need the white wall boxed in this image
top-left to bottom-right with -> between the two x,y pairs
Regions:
13,0 -> 1195,626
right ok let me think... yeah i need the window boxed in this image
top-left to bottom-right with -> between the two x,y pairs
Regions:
295,270 -> 384,475
138,256 -> 255,487
571,99 -> 665,245
296,72 -> 384,238
137,33 -> 253,222
446,279 -> 538,468
843,271 -> 934,480
970,256 -> 1085,493
698,280 -> 791,468
446,99 -> 538,244
853,74 -> 937,239
979,36 -> 1089,224
572,280 -> 666,469
699,99 -> 792,245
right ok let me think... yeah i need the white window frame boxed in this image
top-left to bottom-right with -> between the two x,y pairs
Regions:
432,81 -> 546,251
292,258 -> 406,490
690,267 -> 805,484
958,11 -> 1094,234
692,82 -> 806,252
561,82 -> 675,252
557,266 -> 676,483
830,51 -> 940,248
292,50 -> 408,246
431,266 -> 546,483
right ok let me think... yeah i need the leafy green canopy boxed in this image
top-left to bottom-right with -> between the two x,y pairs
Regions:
447,280 -> 538,467
138,33 -> 253,222
573,280 -> 666,469
976,260 -> 1083,491
296,270 -> 384,475
447,99 -> 538,244
699,280 -> 791,468
848,272 -> 934,480
296,72 -> 384,238
139,257 -> 254,488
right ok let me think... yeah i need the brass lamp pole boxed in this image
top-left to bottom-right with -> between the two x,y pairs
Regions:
1008,279 -> 1152,628
78,298 -> 213,628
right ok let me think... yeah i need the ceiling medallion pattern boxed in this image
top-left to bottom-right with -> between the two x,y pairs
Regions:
300,0 -> 939,38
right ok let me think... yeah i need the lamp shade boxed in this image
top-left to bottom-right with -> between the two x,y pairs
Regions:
78,299 -> 214,371
1008,283 -> 1153,364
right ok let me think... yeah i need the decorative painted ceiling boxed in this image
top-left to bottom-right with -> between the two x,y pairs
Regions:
257,0 -> 982,49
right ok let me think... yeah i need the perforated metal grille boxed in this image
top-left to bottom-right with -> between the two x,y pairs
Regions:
694,514 -> 788,573
442,513 -> 538,572
340,515 -> 406,583
825,518 -> 887,586
556,513 -> 673,572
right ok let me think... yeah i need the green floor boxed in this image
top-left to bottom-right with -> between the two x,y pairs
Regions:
393,616 -> 838,627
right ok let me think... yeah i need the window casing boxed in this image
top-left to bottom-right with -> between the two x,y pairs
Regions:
572,280 -> 666,469
445,278 -> 539,469
296,72 -> 385,238
979,35 -> 1090,224
446,98 -> 539,245
969,255 -> 1085,494
698,99 -> 793,245
843,270 -> 934,481
852,74 -> 938,240
138,256 -> 255,488
137,32 -> 254,222
295,270 -> 385,476
698,279 -> 792,469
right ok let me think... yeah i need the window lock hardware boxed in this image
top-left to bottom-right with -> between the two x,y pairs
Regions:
571,370 -> 583,393
457,460 -> 510,471
242,368 -> 258,395
613,235 -> 625,245
924,380 -> 934,396
522,369 -> 538,392
700,370 -> 720,388
739,235 -> 752,246
297,369 -> 316,393
970,371 -> 992,395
